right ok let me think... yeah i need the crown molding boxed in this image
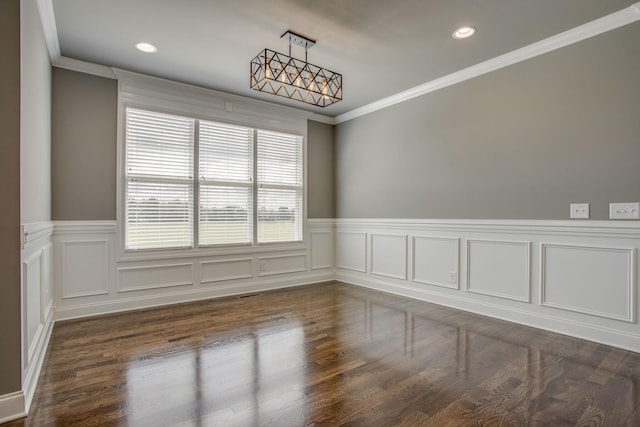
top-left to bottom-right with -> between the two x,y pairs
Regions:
53,56 -> 117,79
334,2 -> 640,124
33,0 -> 640,127
36,0 -> 60,62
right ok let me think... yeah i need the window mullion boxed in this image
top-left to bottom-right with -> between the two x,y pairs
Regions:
252,128 -> 258,245
194,120 -> 200,248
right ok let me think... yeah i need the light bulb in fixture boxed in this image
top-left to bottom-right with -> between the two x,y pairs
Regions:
321,78 -> 329,99
452,26 -> 476,39
135,42 -> 158,53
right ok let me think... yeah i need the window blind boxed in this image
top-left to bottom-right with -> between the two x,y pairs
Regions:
125,109 -> 194,249
123,107 -> 303,250
256,130 -> 303,243
199,121 -> 253,245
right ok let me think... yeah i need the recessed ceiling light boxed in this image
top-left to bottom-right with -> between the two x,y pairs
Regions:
135,42 -> 158,53
452,26 -> 476,39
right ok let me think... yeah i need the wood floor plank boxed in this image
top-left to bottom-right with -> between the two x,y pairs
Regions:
3,281 -> 640,426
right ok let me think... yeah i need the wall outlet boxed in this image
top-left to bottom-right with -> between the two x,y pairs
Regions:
259,261 -> 267,271
448,271 -> 457,283
610,202 -> 640,220
570,203 -> 589,219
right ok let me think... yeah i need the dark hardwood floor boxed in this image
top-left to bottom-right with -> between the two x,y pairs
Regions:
4,281 -> 640,426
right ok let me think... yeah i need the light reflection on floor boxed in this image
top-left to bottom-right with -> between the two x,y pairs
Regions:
15,283 -> 640,426
126,324 -> 305,426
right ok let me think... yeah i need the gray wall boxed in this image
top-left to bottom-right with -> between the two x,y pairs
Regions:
21,0 -> 52,224
307,120 -> 335,218
0,0 -> 22,396
52,68 -> 118,220
51,70 -> 336,221
335,22 -> 640,220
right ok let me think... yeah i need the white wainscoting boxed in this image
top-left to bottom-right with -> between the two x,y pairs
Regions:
61,240 -> 110,298
370,234 -> 407,280
310,231 -> 333,270
412,236 -> 459,289
200,258 -> 253,283
337,232 -> 367,272
541,243 -> 635,322
15,222 -> 54,422
118,262 -> 194,292
258,254 -> 307,276
466,239 -> 531,303
335,219 -> 640,353
52,219 -> 334,320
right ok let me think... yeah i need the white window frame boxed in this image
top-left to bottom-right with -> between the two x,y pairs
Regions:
115,73 -> 309,261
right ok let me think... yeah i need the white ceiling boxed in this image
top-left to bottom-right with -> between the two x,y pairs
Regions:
51,0 -> 637,117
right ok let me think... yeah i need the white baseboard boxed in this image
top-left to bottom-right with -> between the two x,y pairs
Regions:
337,271 -> 640,353
56,271 -> 334,321
0,391 -> 26,424
335,218 -> 640,353
23,306 -> 54,412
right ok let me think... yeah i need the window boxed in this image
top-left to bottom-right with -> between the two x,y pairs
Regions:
124,107 -> 303,250
257,130 -> 303,243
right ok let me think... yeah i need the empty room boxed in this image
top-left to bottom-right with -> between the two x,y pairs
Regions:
2,0 -> 640,425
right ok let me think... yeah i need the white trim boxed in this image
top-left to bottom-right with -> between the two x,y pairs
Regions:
55,272 -> 333,321
35,0 -> 59,62
53,220 -> 117,234
35,0 -> 640,125
466,239 -> 532,303
336,231 -> 368,272
540,243 -> 636,323
22,306 -> 54,413
199,258 -> 254,283
310,231 -> 334,270
335,218 -> 640,238
337,271 -> 640,354
334,2 -> 640,124
335,218 -> 640,352
0,391 -> 26,424
257,254 -> 307,277
114,68 -> 332,127
117,262 -> 194,292
22,221 -> 54,250
369,233 -> 408,280
53,56 -> 116,79
61,240 -> 110,298
411,235 -> 460,290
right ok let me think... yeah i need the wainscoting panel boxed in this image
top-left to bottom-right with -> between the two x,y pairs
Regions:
310,231 -> 333,270
370,234 -> 408,280
118,263 -> 194,292
23,252 -> 42,363
200,258 -> 253,283
18,222 -> 55,421
40,244 -> 53,320
467,239 -> 531,303
53,221 -> 332,320
413,236 -> 459,289
258,254 -> 307,276
335,219 -> 640,353
61,240 -> 110,298
541,244 -> 635,322
337,232 -> 367,272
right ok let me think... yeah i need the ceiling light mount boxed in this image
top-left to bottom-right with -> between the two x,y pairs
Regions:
452,26 -> 477,39
250,30 -> 342,107
135,42 -> 158,53
281,30 -> 315,50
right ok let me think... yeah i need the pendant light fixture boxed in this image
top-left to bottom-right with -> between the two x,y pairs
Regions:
250,30 -> 342,107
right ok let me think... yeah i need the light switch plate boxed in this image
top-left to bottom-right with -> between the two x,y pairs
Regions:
610,202 -> 640,219
570,203 -> 589,219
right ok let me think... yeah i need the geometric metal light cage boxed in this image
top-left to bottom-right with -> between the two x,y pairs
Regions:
250,31 -> 342,107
